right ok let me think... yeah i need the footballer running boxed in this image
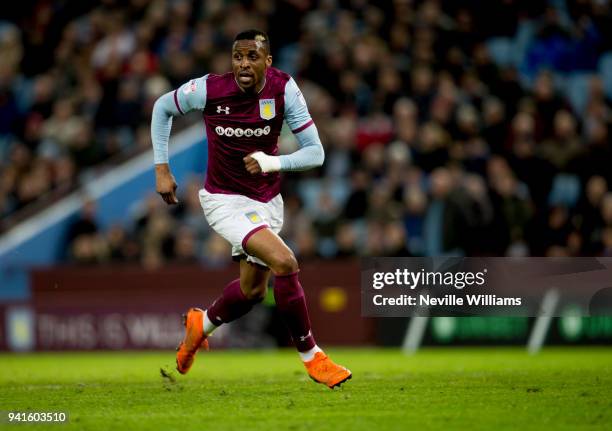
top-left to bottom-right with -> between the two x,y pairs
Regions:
150,29 -> 351,389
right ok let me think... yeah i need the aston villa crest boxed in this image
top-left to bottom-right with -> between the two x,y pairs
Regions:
259,99 -> 275,120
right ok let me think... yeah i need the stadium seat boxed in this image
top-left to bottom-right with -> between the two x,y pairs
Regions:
512,21 -> 536,68
486,38 -> 515,67
548,173 -> 581,208
562,72 -> 595,116
598,52 -> 612,100
297,178 -> 350,215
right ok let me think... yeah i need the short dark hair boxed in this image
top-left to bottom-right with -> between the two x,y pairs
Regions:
234,29 -> 270,54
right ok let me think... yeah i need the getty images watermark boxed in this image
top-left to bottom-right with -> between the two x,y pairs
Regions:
361,257 -> 612,317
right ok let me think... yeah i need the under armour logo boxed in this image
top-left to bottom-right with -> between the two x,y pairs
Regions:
217,106 -> 230,114
299,330 -> 312,342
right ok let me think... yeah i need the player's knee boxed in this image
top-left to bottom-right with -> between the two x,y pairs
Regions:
271,251 -> 299,275
245,284 -> 267,302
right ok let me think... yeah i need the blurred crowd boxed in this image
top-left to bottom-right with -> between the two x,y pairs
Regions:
2,0 -> 612,265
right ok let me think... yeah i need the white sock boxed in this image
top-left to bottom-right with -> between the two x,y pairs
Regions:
202,310 -> 218,336
299,345 -> 323,362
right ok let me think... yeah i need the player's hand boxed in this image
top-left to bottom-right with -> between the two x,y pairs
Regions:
244,151 -> 281,174
155,164 -> 179,205
243,154 -> 263,175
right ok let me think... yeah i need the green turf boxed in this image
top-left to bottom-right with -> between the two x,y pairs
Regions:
0,348 -> 611,430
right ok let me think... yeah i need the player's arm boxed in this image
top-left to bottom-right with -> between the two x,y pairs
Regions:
244,78 -> 324,174
151,76 -> 208,204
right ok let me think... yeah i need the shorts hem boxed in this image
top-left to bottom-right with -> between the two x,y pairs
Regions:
241,224 -> 269,250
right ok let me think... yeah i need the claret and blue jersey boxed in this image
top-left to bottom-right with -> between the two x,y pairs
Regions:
151,66 -> 324,203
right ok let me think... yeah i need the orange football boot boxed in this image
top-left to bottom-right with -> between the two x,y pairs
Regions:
176,307 -> 209,374
304,352 -> 352,389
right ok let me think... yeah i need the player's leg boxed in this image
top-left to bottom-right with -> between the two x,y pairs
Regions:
203,259 -> 270,334
177,189 -> 274,374
243,228 -> 314,350
244,227 -> 352,389
176,260 -> 269,374
177,259 -> 270,374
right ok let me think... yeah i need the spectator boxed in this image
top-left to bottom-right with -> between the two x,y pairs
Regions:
2,0 -> 612,264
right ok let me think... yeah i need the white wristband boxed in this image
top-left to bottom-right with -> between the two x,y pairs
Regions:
250,151 -> 282,173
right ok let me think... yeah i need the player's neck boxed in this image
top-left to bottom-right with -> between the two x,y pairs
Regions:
255,77 -> 266,93
235,77 -> 267,94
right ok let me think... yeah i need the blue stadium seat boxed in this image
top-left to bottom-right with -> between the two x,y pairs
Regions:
563,72 -> 595,116
297,178 -> 350,216
512,21 -> 536,68
598,52 -> 612,100
487,38 -> 515,67
548,173 -> 580,208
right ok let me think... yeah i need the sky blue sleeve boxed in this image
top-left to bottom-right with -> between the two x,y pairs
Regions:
174,75 -> 208,113
151,76 -> 207,164
280,78 -> 324,171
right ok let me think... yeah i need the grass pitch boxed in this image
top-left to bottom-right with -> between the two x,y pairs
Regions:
0,348 -> 611,430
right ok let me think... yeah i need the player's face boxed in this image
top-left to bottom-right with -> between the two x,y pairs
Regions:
232,40 -> 272,92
